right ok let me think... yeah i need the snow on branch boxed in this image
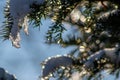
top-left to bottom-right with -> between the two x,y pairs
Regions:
1,0 -> 120,48
41,47 -> 120,80
2,0 -> 81,48
2,0 -> 45,48
41,55 -> 75,79
0,67 -> 17,80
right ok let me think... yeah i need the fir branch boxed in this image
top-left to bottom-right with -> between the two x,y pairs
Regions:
0,67 -> 17,80
45,0 -> 80,44
41,47 -> 120,80
1,0 -> 13,40
28,1 -> 47,27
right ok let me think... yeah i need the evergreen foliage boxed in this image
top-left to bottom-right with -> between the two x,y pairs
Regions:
1,0 -> 120,80
0,67 -> 17,80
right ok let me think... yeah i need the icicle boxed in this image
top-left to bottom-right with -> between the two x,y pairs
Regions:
23,16 -> 29,35
18,16 -> 29,35
9,32 -> 21,48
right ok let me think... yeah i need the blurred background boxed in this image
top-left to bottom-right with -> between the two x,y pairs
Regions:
0,1 -> 119,80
